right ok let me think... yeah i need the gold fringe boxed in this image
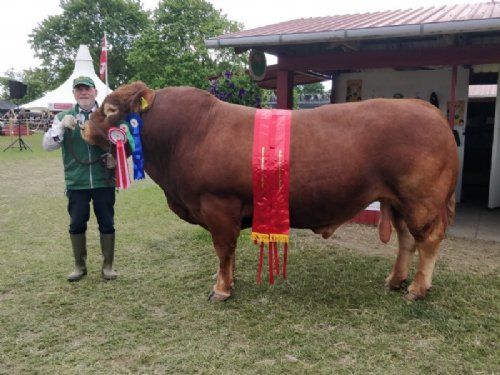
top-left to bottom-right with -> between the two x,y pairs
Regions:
270,234 -> 289,243
252,232 -> 289,244
251,232 -> 270,244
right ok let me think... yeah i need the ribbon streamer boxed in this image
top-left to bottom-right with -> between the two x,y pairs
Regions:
251,109 -> 292,284
108,127 -> 131,189
126,113 -> 145,180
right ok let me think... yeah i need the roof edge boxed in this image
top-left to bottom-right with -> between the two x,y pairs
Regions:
205,18 -> 500,49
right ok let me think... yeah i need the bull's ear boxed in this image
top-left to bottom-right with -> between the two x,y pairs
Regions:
103,103 -> 119,117
130,88 -> 156,113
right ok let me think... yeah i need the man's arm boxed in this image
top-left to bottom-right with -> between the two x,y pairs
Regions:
42,114 -> 77,151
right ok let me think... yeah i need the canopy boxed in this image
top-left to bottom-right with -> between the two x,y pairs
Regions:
23,45 -> 112,111
0,99 -> 17,111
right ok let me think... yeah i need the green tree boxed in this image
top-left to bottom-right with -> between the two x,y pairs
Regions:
296,82 -> 326,99
0,68 -> 49,105
128,0 -> 242,89
29,0 -> 149,89
21,68 -> 53,104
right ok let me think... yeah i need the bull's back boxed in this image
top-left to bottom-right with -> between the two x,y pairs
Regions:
288,99 -> 457,227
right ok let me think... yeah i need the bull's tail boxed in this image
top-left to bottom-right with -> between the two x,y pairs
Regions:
446,192 -> 456,226
441,192 -> 456,230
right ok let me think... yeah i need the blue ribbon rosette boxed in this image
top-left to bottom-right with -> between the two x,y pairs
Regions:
125,112 -> 145,180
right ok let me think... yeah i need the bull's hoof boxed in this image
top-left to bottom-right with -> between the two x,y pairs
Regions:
403,290 -> 422,301
208,290 -> 231,302
403,284 -> 429,301
384,275 -> 406,291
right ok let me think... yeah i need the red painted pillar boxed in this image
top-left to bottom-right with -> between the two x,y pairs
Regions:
276,69 -> 293,109
448,65 -> 458,129
330,72 -> 339,104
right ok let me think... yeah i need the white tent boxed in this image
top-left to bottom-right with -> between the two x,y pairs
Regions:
23,45 -> 111,111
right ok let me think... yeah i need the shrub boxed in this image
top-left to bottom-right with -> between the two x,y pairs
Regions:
208,70 -> 264,107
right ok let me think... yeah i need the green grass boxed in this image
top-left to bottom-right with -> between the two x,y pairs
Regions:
1,133 -> 499,374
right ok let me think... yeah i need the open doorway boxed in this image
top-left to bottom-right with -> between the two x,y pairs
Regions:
461,99 -> 496,205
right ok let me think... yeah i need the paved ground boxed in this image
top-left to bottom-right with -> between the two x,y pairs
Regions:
447,202 -> 500,242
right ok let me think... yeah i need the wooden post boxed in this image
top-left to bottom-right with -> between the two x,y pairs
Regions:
276,55 -> 294,109
330,72 -> 339,104
276,69 -> 293,109
449,65 -> 458,129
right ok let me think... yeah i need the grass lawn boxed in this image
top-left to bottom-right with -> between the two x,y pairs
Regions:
0,133 -> 499,374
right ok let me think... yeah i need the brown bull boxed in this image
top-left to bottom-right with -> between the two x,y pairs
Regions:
82,81 -> 458,302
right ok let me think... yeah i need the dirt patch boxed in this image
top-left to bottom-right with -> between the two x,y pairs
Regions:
326,223 -> 500,274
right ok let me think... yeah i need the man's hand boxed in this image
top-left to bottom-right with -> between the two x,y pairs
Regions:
104,154 -> 116,169
61,115 -> 77,130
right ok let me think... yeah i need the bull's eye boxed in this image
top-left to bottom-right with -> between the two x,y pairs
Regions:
104,103 -> 119,117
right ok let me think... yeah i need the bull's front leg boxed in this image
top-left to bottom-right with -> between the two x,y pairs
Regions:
209,241 -> 236,302
199,195 -> 242,302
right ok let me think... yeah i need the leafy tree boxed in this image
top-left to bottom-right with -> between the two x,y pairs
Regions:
296,82 -> 327,100
0,71 -> 18,101
0,68 -> 49,105
128,0 -> 243,89
29,0 -> 149,89
20,68 -> 53,104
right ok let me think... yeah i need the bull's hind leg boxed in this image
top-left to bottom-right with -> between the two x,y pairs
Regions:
200,195 -> 241,302
405,217 -> 445,301
385,215 -> 416,290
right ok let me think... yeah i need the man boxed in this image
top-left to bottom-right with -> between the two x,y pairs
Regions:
43,76 -> 117,282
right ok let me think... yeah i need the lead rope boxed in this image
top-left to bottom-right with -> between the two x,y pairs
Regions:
64,128 -> 108,166
64,128 -> 114,186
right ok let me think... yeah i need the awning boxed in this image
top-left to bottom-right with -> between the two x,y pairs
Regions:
0,99 -> 17,111
255,65 -> 330,89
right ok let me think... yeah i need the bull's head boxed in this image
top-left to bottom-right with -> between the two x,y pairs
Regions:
81,81 -> 155,150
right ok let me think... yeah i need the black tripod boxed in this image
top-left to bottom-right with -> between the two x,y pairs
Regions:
3,126 -> 32,151
3,114 -> 32,152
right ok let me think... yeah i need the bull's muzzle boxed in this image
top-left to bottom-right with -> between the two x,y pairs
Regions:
80,121 -> 93,144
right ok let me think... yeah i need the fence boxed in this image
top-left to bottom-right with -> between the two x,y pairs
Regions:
0,115 -> 54,135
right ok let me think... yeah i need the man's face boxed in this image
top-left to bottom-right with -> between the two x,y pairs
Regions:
73,85 -> 98,110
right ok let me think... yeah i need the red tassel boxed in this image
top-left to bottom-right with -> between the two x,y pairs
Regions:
282,242 -> 288,279
268,243 -> 274,285
256,243 -> 264,285
273,242 -> 280,276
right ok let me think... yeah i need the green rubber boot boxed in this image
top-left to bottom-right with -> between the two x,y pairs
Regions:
67,233 -> 87,282
100,233 -> 117,280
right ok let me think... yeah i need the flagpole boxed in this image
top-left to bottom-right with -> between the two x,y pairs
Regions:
104,32 -> 109,95
100,32 -> 109,95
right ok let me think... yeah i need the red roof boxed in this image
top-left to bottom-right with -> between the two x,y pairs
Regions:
206,2 -> 500,48
220,2 -> 500,39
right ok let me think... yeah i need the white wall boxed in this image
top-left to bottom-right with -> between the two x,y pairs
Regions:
334,67 -> 470,201
488,73 -> 500,208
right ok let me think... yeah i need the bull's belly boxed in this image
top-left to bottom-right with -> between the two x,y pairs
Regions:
239,181 -> 379,231
288,198 -> 370,229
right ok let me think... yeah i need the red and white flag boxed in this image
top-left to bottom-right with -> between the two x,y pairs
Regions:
99,34 -> 107,82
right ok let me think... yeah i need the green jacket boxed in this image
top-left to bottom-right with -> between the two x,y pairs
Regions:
59,105 -> 115,190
